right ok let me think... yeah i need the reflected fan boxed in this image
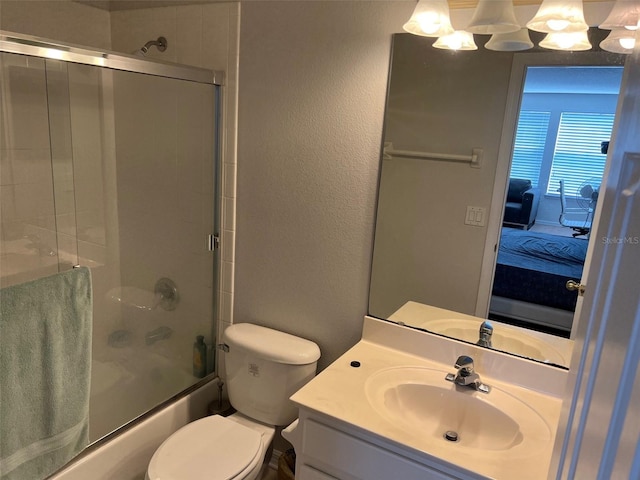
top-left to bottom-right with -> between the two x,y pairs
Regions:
575,178 -> 600,211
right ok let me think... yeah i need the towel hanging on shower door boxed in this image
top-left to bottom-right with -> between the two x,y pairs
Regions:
0,266 -> 93,480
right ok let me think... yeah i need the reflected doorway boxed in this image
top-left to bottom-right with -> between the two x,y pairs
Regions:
489,65 -> 623,337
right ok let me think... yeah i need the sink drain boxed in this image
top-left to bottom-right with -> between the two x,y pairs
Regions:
443,431 -> 459,442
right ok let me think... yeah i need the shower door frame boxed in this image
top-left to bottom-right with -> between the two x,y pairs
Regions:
0,28 -> 224,443
0,30 -> 223,85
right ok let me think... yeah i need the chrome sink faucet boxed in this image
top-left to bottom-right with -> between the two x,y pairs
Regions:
477,320 -> 493,348
446,355 -> 491,394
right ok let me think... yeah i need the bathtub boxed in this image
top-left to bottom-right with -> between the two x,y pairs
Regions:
48,378 -> 217,480
90,347 -> 197,441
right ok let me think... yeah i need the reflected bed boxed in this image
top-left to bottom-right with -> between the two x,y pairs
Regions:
490,229 -> 589,332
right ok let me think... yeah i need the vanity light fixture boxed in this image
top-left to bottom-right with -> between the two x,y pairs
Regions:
485,28 -> 534,51
403,0 -> 455,37
539,30 -> 592,50
433,30 -> 478,51
526,0 -> 589,34
466,0 -> 521,35
600,29 -> 637,53
599,0 -> 640,31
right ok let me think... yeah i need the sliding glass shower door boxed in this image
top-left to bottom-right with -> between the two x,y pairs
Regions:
1,44 -> 220,446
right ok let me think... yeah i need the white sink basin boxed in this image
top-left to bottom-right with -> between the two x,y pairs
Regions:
365,366 -> 552,454
424,318 -> 568,366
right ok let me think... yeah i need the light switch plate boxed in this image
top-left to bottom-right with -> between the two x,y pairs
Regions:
465,206 -> 486,227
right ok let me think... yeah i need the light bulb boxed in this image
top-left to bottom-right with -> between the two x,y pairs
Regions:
417,12 -> 441,34
556,34 -> 576,49
540,31 -> 591,51
624,23 -> 639,31
547,19 -> 570,31
600,29 -> 636,53
403,0 -> 454,37
447,34 -> 463,50
620,37 -> 636,49
433,30 -> 478,51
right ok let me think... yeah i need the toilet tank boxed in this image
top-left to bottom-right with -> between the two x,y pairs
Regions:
223,323 -> 320,426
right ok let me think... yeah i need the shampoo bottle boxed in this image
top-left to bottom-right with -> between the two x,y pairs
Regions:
193,335 -> 207,378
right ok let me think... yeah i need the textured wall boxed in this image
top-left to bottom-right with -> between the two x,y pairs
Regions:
235,1 -> 412,369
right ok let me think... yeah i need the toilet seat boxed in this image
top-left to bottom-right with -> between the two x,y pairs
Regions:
147,415 -> 264,480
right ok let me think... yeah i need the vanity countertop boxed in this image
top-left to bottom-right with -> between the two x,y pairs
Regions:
389,301 -> 574,368
291,320 -> 563,480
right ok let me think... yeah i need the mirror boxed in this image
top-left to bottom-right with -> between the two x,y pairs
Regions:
369,28 -> 625,368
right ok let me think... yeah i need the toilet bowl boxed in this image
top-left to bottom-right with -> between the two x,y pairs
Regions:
146,323 -> 320,480
146,413 -> 274,480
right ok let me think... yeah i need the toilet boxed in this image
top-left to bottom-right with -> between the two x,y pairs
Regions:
146,323 -> 321,480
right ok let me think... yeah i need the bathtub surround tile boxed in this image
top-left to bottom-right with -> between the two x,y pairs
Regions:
0,185 -> 16,221
201,191 -> 215,234
0,0 -> 112,50
222,229 -> 235,263
177,190 -> 204,225
222,260 -> 234,295
110,2 -> 240,331
176,5 -> 203,68
55,212 -> 77,238
0,56 -> 51,151
223,161 -> 237,199
201,3 -> 231,72
221,292 -> 233,325
51,174 -> 76,216
0,148 -> 54,187
149,7 -> 178,63
0,182 -> 56,222
223,196 -> 236,231
56,233 -> 79,265
77,240 -> 106,269
109,8 -> 149,54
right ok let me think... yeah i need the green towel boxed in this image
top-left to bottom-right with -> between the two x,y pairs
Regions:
0,267 -> 93,480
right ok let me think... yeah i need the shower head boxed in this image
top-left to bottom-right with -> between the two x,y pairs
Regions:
133,36 -> 168,56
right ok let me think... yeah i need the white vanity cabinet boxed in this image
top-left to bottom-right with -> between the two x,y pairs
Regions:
293,409 -> 476,480
288,318 -> 565,480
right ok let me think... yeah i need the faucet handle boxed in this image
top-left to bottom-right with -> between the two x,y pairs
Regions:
477,320 -> 493,348
454,355 -> 474,376
479,321 -> 493,335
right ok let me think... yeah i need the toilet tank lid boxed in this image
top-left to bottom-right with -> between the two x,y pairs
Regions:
223,323 -> 320,365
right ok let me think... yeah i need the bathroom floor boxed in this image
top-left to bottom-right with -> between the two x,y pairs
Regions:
261,467 -> 278,480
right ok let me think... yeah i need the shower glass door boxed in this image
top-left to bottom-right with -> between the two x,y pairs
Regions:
1,46 -> 219,444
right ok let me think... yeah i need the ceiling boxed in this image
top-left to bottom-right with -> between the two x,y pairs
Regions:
74,0 -> 220,11
74,0 -> 607,13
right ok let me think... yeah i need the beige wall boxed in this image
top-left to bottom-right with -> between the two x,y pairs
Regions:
234,1 -> 414,370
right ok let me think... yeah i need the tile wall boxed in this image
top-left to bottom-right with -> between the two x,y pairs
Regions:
109,3 -> 241,370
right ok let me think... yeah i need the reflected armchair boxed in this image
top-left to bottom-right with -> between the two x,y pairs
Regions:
503,178 -> 540,230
